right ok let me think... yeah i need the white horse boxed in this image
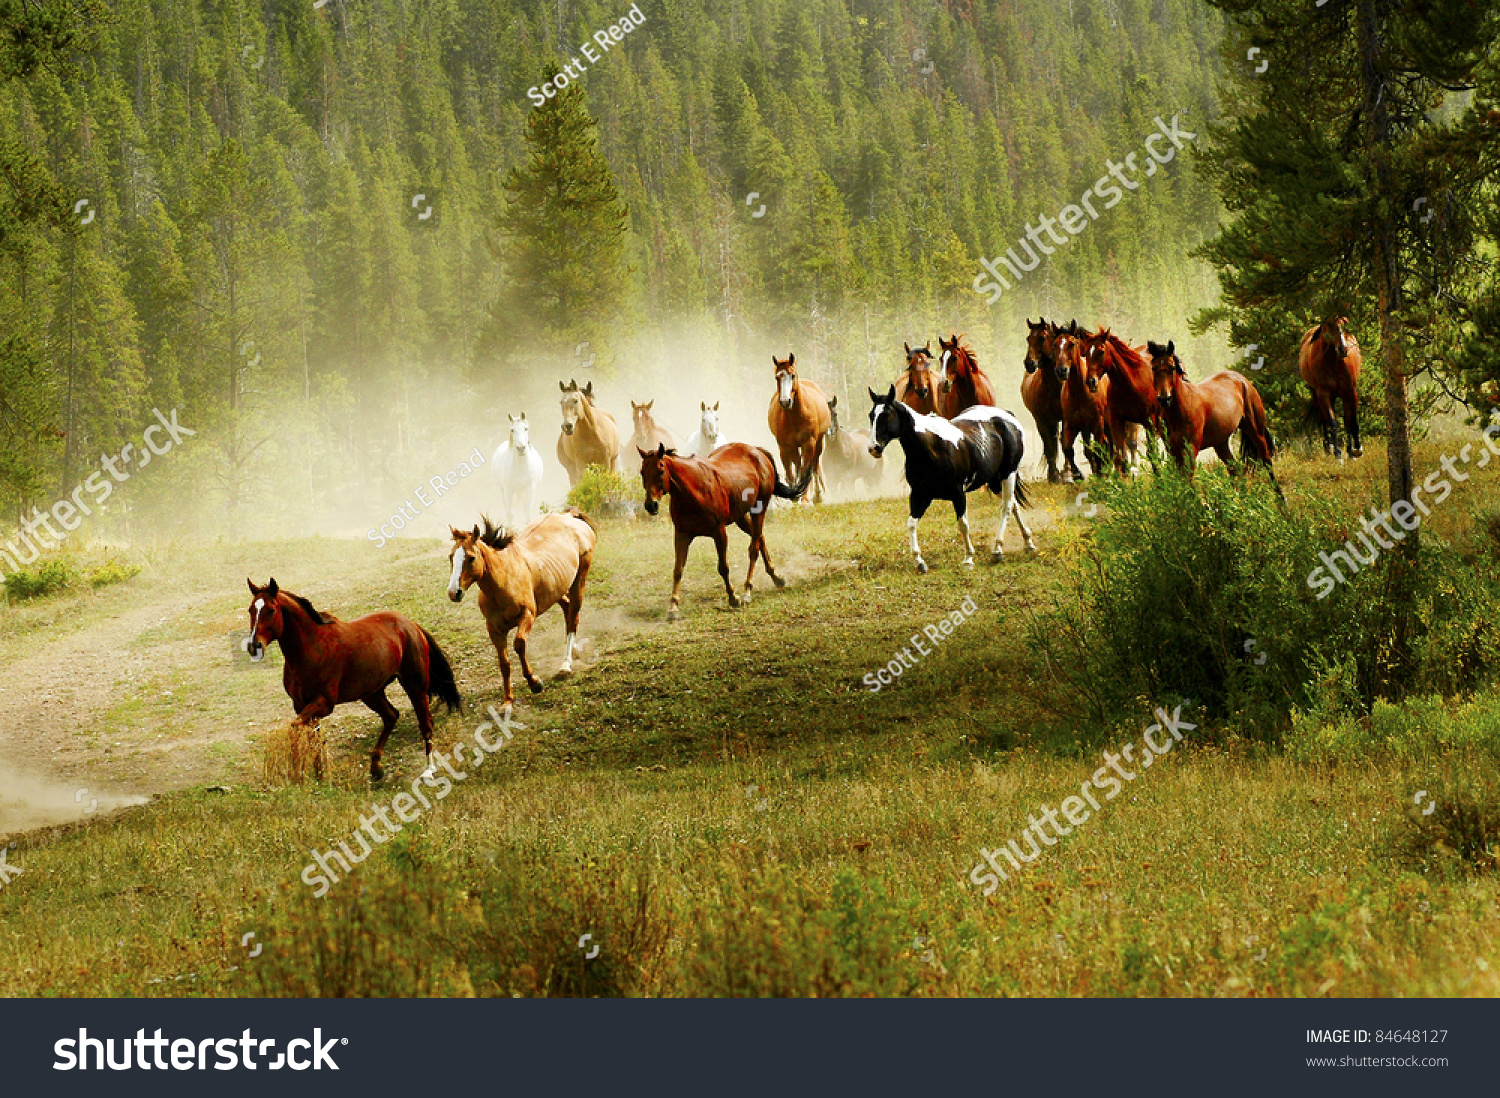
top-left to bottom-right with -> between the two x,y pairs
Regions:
686,401 -> 724,457
492,414 -> 544,529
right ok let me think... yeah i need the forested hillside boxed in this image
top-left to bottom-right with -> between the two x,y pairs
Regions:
0,0 -> 1228,539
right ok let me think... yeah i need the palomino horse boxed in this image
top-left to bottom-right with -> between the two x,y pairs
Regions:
637,442 -> 812,620
492,413 -> 544,530
1299,317 -> 1363,460
626,400 -> 678,458
867,386 -> 1036,572
558,380 -> 621,486
937,333 -> 996,418
1078,328 -> 1161,474
447,510 -> 596,720
687,402 -> 723,457
767,353 -> 831,504
245,579 -> 461,782
1148,340 -> 1279,487
1021,318 -> 1066,483
1054,322 -> 1109,482
823,395 -> 882,496
896,342 -> 939,415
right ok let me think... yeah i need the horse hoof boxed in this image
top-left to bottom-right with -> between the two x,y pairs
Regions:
528,679 -> 545,694
370,766 -> 385,783
1025,543 -> 1039,556
555,666 -> 573,680
916,559 -> 928,574
990,550 -> 1004,564
666,607 -> 681,622
962,557 -> 974,569
741,589 -> 753,605
772,576 -> 787,589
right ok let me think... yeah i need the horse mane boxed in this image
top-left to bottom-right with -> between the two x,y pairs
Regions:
287,591 -> 336,625
478,515 -> 515,551
1101,331 -> 1149,374
949,336 -> 980,374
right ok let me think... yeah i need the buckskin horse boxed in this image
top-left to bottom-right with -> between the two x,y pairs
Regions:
1021,318 -> 1066,483
867,386 -> 1036,572
636,442 -> 812,620
1078,328 -> 1161,474
1299,317 -> 1363,460
1148,340 -> 1280,492
244,579 -> 461,782
896,342 -> 940,415
823,395 -> 882,496
558,380 -> 621,486
767,353 -> 831,504
446,510 -> 596,721
937,333 -> 996,418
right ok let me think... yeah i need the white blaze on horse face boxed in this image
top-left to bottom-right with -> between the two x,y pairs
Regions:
448,546 -> 466,597
701,407 -> 719,442
777,370 -> 795,406
511,419 -> 530,450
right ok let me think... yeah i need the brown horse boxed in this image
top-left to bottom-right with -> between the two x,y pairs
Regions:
1148,339 -> 1277,473
625,400 -> 677,459
896,342 -> 939,415
1021,318 -> 1066,483
937,333 -> 996,418
1299,317 -> 1363,460
823,395 -> 882,496
245,579 -> 461,782
558,380 -> 621,486
767,353 -> 831,504
446,510 -> 596,721
1054,322 -> 1110,482
1078,328 -> 1161,474
637,442 -> 812,620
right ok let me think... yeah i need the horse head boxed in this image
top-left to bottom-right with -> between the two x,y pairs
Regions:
937,333 -> 968,394
559,381 -> 585,435
1147,340 -> 1184,408
1319,316 -> 1351,360
867,384 -> 902,458
447,518 -> 512,602
699,401 -> 720,442
1080,329 -> 1111,393
903,342 -> 935,400
637,442 -> 677,516
773,354 -> 798,410
828,395 -> 841,435
1024,319 -> 1053,375
244,578 -> 283,661
508,412 -> 530,451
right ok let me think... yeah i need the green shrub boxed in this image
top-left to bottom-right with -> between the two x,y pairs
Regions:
87,560 -> 141,589
2,559 -> 78,600
566,464 -> 636,516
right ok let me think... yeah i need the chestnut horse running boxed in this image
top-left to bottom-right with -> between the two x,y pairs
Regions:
244,579 -> 461,782
1021,318 -> 1066,483
637,442 -> 812,620
1055,322 -> 1110,482
768,353 -> 831,504
1148,341 -> 1278,491
937,333 -> 996,418
558,380 -> 621,486
1078,328 -> 1161,474
447,511 -> 596,721
897,342 -> 940,415
1299,317 -> 1363,460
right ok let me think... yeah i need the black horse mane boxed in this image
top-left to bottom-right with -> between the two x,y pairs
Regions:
478,515 -> 515,551
288,591 -> 336,625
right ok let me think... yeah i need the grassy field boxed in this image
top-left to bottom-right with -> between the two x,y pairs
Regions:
1,438 -> 1498,997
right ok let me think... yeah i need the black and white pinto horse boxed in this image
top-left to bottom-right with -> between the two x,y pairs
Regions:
867,386 -> 1037,572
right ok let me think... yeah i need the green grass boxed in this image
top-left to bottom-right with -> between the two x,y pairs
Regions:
1,442 -> 1498,996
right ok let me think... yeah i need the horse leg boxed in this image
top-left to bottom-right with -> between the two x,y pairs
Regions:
1061,422 -> 1083,483
735,516 -> 759,603
395,671 -> 438,778
667,527 -> 692,621
952,495 -> 977,568
992,473 -> 1036,561
558,559 -> 590,676
1343,393 -> 1362,458
751,506 -> 785,589
909,496 -> 933,574
489,622 -> 516,719
356,693 -> 400,781
512,609 -> 544,694
812,438 -> 827,504
1043,420 -> 1062,484
712,528 -> 740,609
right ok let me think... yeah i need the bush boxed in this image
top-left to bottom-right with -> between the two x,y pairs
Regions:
566,464 -> 637,517
87,560 -> 141,589
2,560 -> 78,600
1028,464 -> 1500,739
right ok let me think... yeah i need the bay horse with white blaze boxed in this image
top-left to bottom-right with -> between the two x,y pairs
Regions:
245,579 -> 461,782
637,442 -> 812,620
937,333 -> 996,418
1054,321 -> 1111,482
558,380 -> 621,486
768,354 -> 831,504
1078,328 -> 1161,474
1299,317 -> 1362,460
447,510 -> 596,721
1021,318 -> 1066,483
867,386 -> 1036,572
1148,340 -> 1278,493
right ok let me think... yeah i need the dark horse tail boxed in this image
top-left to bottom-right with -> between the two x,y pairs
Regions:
774,463 -> 816,501
421,629 -> 463,713
562,506 -> 597,531
1012,474 -> 1031,509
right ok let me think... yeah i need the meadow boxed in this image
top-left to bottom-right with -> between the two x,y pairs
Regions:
1,437 -> 1498,998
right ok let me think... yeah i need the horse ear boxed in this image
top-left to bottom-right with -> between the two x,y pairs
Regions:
829,395 -> 837,408
636,447 -> 651,460
886,384 -> 897,403
713,402 -> 719,411
1069,319 -> 1078,334
923,341 -> 932,353
646,400 -> 653,411
583,382 -> 594,399
247,578 -> 258,595
267,578 -> 278,597
520,412 -> 527,421
868,387 -> 881,403
656,442 -> 666,457
1167,340 -> 1175,356
701,401 -> 707,411
904,342 -> 911,356
560,381 -> 568,393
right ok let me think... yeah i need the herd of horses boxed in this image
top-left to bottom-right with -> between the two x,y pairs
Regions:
245,317 -> 1363,781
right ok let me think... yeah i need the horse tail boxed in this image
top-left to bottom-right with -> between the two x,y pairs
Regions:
563,506 -> 597,532
1012,472 -> 1031,509
421,629 -> 463,713
775,463 -> 815,501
